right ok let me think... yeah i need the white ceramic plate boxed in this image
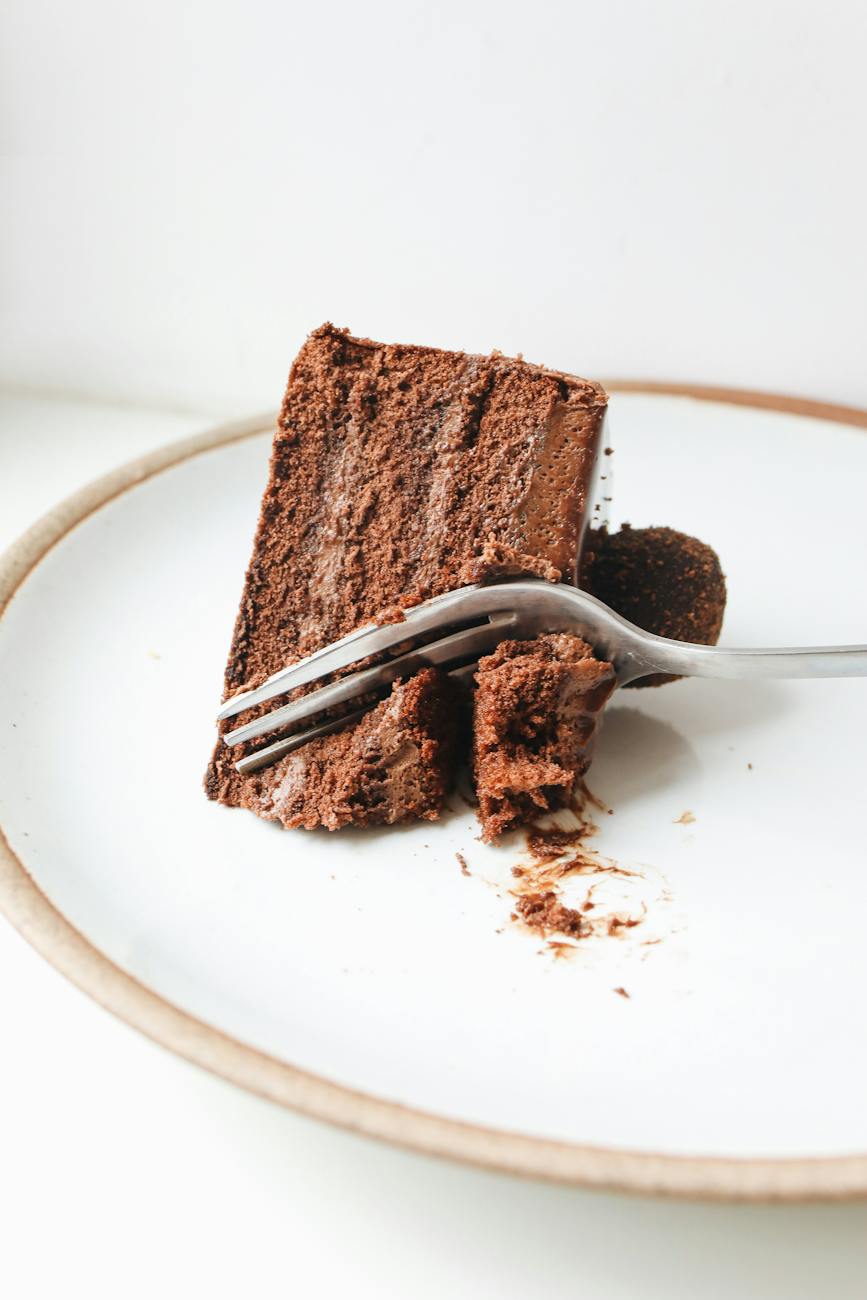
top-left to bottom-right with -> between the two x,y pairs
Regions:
1,387 -> 866,1201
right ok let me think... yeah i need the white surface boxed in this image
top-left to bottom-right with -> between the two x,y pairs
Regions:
2,395 -> 867,1298
3,393 -> 867,1166
2,1 -> 867,413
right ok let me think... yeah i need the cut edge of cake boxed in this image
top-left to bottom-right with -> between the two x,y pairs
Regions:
472,634 -> 616,841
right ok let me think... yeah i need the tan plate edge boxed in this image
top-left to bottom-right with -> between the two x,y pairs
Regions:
603,380 -> 867,429
2,392 -> 866,1203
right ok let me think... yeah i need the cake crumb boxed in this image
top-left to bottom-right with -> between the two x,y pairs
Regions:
458,539 -> 562,586
613,986 -> 630,999
747,762 -> 753,770
547,940 -> 578,959
526,825 -> 590,859
515,891 -> 589,938
607,911 -> 644,936
674,810 -> 696,825
456,852 -> 470,876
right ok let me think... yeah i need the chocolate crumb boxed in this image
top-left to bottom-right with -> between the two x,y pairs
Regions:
458,539 -> 562,586
613,986 -> 630,999
515,890 -> 589,938
607,909 -> 645,935
547,940 -> 578,959
526,825 -> 590,859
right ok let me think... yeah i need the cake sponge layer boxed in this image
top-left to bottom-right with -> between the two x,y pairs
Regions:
472,634 -> 616,841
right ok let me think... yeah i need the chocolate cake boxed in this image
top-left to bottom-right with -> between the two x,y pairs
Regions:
259,668 -> 461,830
206,324 -> 608,830
472,634 -> 616,841
581,524 -> 726,687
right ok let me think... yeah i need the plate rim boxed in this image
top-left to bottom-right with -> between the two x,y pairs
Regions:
2,385 -> 866,1203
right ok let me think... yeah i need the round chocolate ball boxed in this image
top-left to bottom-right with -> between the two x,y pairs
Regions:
581,525 -> 727,688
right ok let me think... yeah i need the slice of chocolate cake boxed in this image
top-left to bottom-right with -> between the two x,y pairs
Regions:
206,324 -> 608,830
472,634 -> 616,841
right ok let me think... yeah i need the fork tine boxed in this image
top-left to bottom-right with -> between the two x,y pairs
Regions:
235,706 -> 371,775
234,664 -> 479,775
217,583 -> 503,722
223,615 -> 518,749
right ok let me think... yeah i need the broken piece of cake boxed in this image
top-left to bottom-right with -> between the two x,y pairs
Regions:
205,323 -> 608,831
472,634 -> 616,841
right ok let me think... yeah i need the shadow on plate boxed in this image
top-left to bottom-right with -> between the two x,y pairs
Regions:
639,676 -> 792,738
591,707 -> 698,804
593,677 -> 790,804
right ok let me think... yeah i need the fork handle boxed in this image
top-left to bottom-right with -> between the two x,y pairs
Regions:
627,638 -> 867,683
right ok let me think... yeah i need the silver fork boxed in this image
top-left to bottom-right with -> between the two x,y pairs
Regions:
217,580 -> 867,775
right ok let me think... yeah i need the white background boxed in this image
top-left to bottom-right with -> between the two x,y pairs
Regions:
2,2 -> 867,1296
3,0 -> 867,412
